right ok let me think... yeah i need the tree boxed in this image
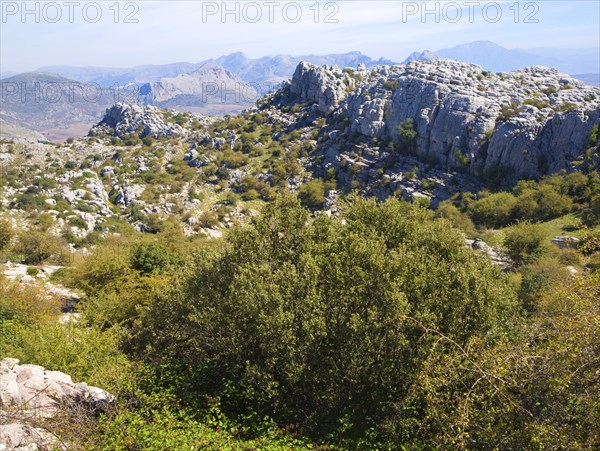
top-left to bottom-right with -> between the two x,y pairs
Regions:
15,229 -> 62,265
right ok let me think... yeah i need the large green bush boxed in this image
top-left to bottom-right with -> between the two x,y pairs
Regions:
469,192 -> 517,227
129,196 -> 518,442
297,178 -> 327,209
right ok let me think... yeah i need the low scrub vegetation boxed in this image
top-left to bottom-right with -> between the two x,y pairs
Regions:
2,193 -> 598,448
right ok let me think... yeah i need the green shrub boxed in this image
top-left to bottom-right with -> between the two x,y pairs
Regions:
453,149 -> 470,166
469,192 -> 517,227
523,98 -> 550,109
504,222 -> 548,266
435,201 -> 476,237
518,259 -> 568,311
69,217 -> 89,230
298,179 -> 326,209
396,119 -> 417,154
498,101 -> 520,121
555,102 -> 578,113
577,230 -> 600,255
15,230 -> 63,265
199,211 -> 220,228
129,196 -> 518,443
1,322 -> 130,392
0,219 -> 13,254
383,80 -> 399,92
26,267 -> 39,277
130,242 -> 182,274
241,189 -> 260,201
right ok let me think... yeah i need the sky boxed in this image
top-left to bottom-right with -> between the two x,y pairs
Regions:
1,0 -> 599,72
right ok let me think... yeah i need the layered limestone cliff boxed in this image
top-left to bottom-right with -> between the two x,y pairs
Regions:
284,60 -> 600,180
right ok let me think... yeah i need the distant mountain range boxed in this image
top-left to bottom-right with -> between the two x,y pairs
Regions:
27,51 -> 393,89
405,41 -> 599,85
138,62 -> 254,115
0,72 -> 118,142
34,62 -> 203,87
1,42 -> 598,141
3,42 -> 595,87
211,51 -> 394,86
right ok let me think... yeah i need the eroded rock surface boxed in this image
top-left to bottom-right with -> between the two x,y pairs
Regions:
0,358 -> 114,451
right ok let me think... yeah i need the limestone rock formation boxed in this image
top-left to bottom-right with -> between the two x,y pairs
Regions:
283,60 -> 600,181
90,103 -> 183,139
288,62 -> 354,113
0,358 -> 114,450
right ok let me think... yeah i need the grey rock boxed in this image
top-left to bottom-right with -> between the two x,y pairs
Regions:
289,62 -> 351,113
100,166 -> 114,177
551,236 -> 580,249
0,358 -> 115,450
91,103 -> 183,139
285,60 -> 600,181
113,184 -> 144,207
0,422 -> 61,451
466,239 -> 513,270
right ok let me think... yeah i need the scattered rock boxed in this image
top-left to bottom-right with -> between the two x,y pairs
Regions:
551,236 -> 580,249
465,238 -> 513,270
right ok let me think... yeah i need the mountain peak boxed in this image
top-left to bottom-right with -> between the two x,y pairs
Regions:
402,50 -> 438,64
4,71 -> 76,83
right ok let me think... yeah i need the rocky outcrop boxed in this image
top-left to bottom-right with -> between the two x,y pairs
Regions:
465,239 -> 513,270
284,60 -> 600,181
0,358 -> 114,450
288,62 -> 354,113
90,103 -> 183,139
112,184 -> 145,207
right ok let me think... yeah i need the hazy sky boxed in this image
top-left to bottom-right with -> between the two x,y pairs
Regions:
1,1 -> 599,72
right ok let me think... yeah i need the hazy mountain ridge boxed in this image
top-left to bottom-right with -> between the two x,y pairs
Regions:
30,51 -> 393,88
408,41 -> 599,85
0,72 -> 119,141
35,62 -> 206,87
139,63 -> 249,103
213,51 -> 394,85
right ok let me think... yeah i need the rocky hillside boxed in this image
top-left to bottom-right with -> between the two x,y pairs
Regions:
0,73 -> 121,142
1,60 -> 598,250
274,59 -> 599,183
138,62 -> 253,114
